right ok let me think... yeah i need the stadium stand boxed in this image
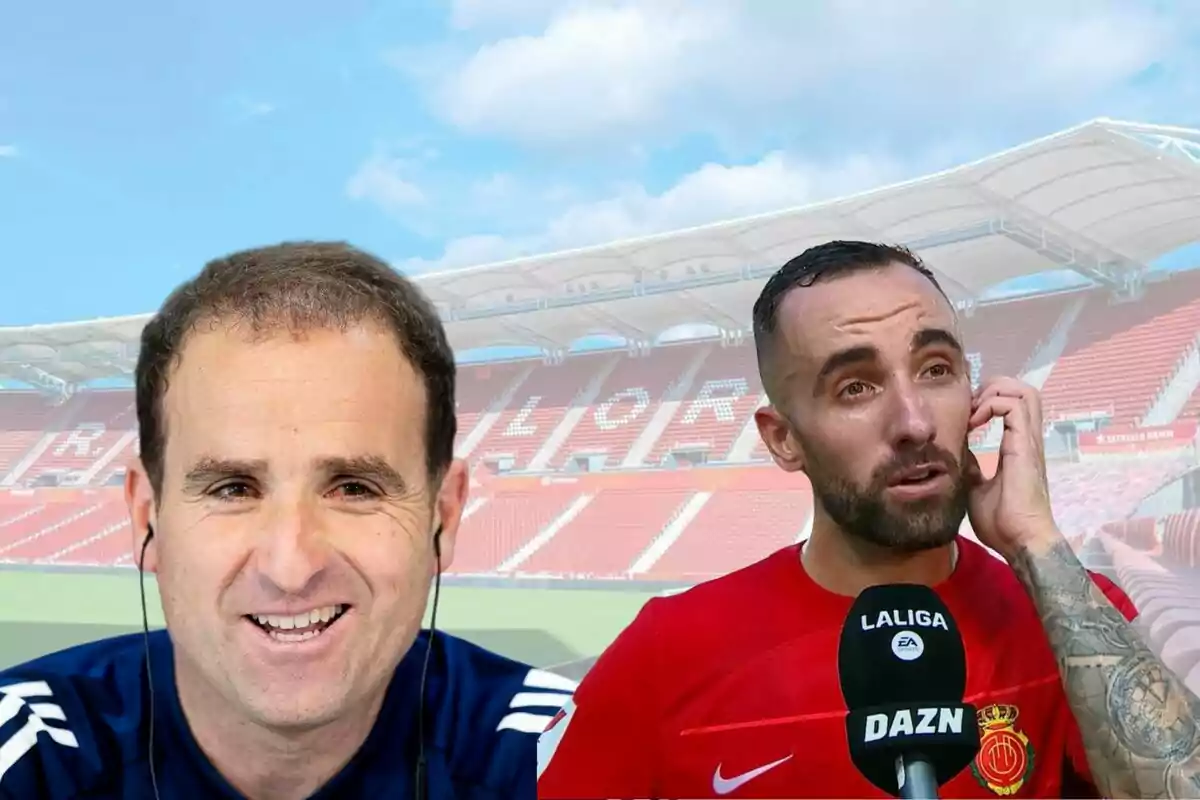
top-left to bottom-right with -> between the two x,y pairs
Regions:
0,278 -> 1198,579
0,119 -> 1197,602
1050,457 -> 1194,541
557,345 -> 702,470
643,483 -> 814,582
1181,383 -> 1200,420
0,273 -> 1198,588
1163,509 -> 1200,568
465,354 -> 609,470
644,342 -> 763,466
1101,531 -> 1200,693
0,393 -> 64,478
451,485 -> 582,574
962,291 -> 1070,381
1040,273 -> 1200,426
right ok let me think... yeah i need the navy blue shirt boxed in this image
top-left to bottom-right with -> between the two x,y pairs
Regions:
0,629 -> 571,798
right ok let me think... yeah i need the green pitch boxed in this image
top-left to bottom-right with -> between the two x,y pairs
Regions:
0,568 -> 657,671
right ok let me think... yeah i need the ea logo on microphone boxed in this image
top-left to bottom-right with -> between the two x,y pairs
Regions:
891,630 -> 924,661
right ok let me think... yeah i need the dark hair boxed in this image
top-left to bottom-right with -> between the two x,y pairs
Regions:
135,241 -> 456,497
752,240 -> 947,399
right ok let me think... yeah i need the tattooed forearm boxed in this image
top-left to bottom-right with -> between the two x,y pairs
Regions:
1011,538 -> 1200,799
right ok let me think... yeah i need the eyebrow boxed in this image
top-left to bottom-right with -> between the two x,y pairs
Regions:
183,457 -> 268,492
182,455 -> 409,495
320,455 -> 409,495
911,327 -> 964,355
812,327 -> 965,395
813,345 -> 879,394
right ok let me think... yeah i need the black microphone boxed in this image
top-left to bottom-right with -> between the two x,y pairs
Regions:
838,584 -> 980,799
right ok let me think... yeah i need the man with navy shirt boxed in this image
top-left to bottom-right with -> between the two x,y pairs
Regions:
0,241 -> 569,799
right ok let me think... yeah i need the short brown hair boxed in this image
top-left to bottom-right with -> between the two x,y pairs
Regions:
135,241 -> 456,497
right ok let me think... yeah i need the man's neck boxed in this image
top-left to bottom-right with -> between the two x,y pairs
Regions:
174,658 -> 388,800
801,518 -> 959,598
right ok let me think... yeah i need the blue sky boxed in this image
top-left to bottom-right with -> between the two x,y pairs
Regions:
2,0 -> 1199,327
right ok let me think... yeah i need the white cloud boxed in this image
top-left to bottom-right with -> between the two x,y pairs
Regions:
345,151 -> 428,218
399,148 -> 906,272
378,0 -> 1199,279
0,144 -> 18,158
423,0 -> 1194,147
403,233 -> 522,271
435,3 -> 724,143
347,143 -> 593,237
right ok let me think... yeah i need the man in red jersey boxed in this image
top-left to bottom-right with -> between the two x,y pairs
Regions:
538,241 -> 1200,799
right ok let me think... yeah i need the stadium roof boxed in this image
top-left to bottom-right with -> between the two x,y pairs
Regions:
4,117 -> 1200,386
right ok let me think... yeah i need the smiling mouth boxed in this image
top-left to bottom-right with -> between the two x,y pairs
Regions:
245,604 -> 349,643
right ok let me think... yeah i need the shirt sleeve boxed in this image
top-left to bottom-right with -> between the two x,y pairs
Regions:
536,598 -> 665,799
1064,570 -> 1139,786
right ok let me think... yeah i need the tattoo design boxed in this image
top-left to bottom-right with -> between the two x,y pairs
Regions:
1011,539 -> 1200,799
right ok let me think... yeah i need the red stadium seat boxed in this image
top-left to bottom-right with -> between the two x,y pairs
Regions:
1,275 -> 1199,577
1041,274 -> 1200,427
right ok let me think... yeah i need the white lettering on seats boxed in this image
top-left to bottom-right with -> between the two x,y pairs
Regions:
682,378 -> 748,424
505,396 -> 542,437
53,424 -> 106,457
594,388 -> 651,430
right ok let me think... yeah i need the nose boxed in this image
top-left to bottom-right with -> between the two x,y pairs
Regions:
887,378 -> 936,448
254,497 -> 327,596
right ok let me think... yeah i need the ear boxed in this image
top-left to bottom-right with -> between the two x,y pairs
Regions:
124,458 -> 158,573
432,458 -> 469,573
754,405 -> 807,474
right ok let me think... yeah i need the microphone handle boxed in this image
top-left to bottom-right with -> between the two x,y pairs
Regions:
897,754 -> 939,799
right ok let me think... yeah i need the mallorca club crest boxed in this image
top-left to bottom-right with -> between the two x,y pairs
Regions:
971,704 -> 1035,796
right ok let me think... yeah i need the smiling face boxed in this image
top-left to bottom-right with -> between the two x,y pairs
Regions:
755,263 -> 973,553
126,320 -> 466,731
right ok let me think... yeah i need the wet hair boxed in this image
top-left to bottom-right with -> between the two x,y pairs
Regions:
752,240 -> 947,402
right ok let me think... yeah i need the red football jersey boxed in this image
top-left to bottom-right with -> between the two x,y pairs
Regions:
537,537 -> 1137,799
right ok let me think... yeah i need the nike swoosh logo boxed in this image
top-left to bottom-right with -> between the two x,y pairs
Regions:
712,754 -> 793,795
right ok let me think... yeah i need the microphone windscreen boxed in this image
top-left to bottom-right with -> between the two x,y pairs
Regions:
837,584 -> 966,711
838,584 -> 979,796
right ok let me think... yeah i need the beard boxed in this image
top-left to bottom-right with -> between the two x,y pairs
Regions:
806,439 -> 969,554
